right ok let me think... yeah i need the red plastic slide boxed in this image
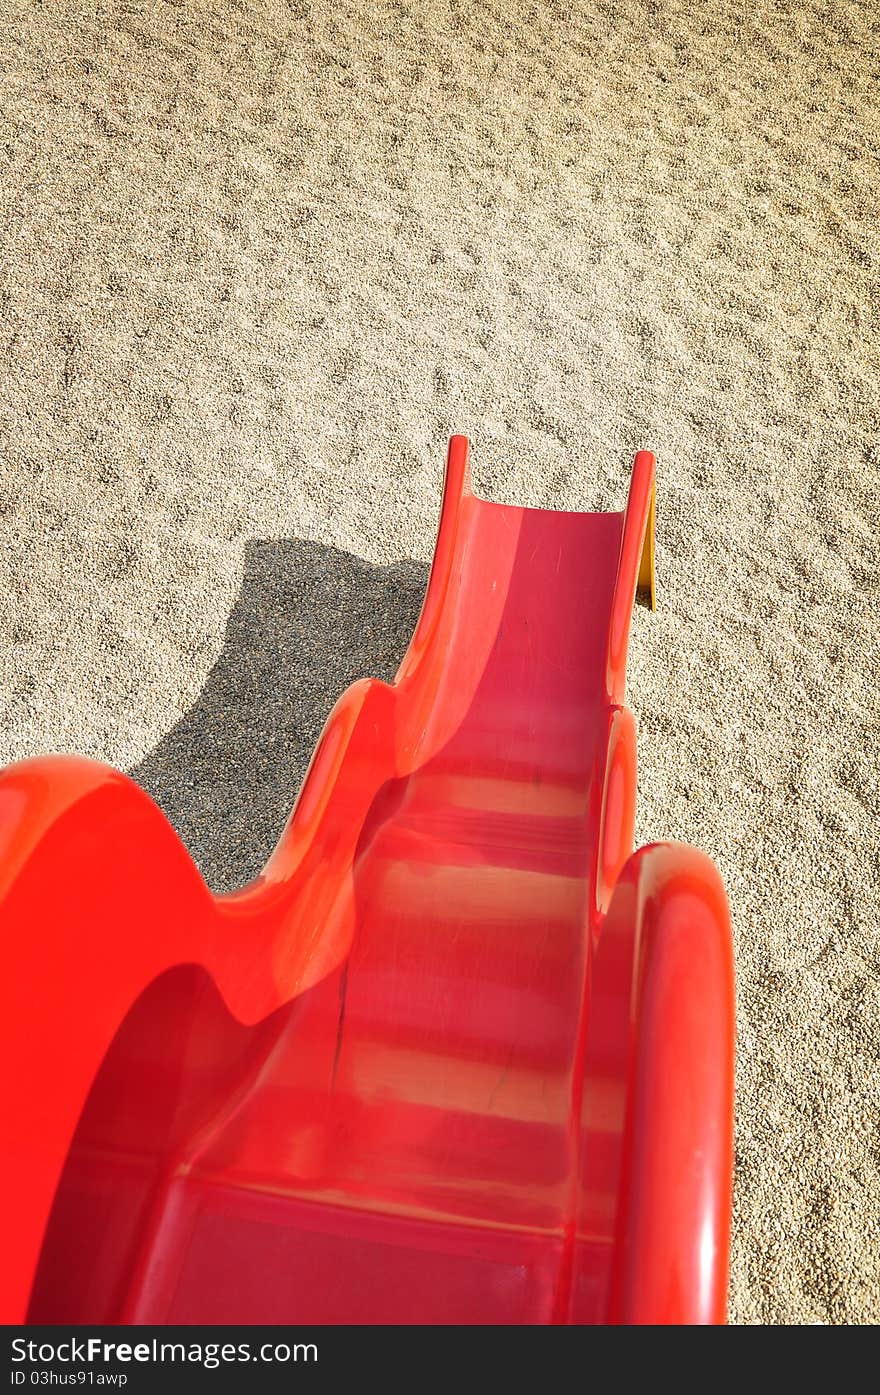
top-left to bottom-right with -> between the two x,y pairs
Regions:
0,437 -> 734,1324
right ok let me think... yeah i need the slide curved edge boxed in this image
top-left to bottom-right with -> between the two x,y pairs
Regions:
576,840 -> 735,1324
0,756 -> 213,1321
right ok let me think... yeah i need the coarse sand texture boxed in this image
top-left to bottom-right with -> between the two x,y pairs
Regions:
1,0 -> 878,1323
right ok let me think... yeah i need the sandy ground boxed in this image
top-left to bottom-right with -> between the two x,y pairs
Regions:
1,0 -> 878,1323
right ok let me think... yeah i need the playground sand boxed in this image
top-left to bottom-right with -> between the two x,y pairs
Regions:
1,0 -> 878,1323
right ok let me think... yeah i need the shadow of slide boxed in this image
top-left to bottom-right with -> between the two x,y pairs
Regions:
131,540 -> 427,894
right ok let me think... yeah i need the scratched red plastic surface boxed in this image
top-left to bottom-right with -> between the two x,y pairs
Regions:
0,437 -> 734,1324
